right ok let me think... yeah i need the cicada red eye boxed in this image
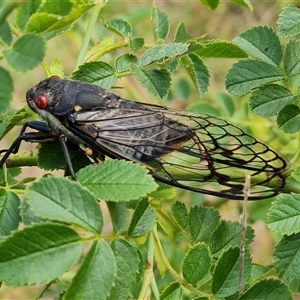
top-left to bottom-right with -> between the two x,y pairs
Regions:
34,94 -> 48,110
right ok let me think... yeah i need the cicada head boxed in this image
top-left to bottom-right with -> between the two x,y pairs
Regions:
26,76 -> 73,117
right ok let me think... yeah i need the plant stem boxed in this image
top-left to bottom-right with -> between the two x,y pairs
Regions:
138,228 -> 156,299
73,5 -> 102,72
2,150 -> 39,168
152,226 -> 210,298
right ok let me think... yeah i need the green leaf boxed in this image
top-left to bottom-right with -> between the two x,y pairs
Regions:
249,84 -> 296,117
0,108 -> 33,139
128,198 -> 156,238
182,243 -> 211,284
233,26 -> 282,66
102,19 -> 132,37
160,282 -> 182,300
26,12 -> 62,33
107,202 -> 130,233
174,78 -> 192,101
38,0 -> 73,15
64,240 -> 116,300
189,206 -> 220,242
77,161 -> 158,202
171,201 -> 188,229
0,223 -> 82,285
180,53 -> 210,95
273,232 -> 300,281
115,53 -> 138,73
239,279 -> 291,299
50,58 -> 64,78
38,143 -> 69,171
266,193 -> 300,235
199,0 -> 220,10
38,142 -> 91,175
174,22 -> 192,43
139,43 -> 189,67
151,3 -> 169,41
25,177 -> 103,233
149,182 -> 176,200
277,5 -> 300,37
85,35 -> 115,61
130,37 -> 145,52
0,67 -> 13,113
212,247 -> 251,297
19,199 -> 44,225
226,60 -> 284,96
229,0 -> 252,10
277,104 -> 300,134
210,220 -> 254,255
72,61 -> 117,89
194,40 -> 248,58
16,2 -> 32,31
215,92 -> 235,116
108,240 -> 139,300
25,1 -> 94,33
284,39 -> 300,77
3,34 -> 45,72
291,168 -> 300,182
0,191 -> 20,236
0,21 -> 12,46
131,65 -> 171,99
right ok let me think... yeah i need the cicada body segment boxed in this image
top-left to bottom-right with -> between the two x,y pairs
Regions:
18,77 -> 288,199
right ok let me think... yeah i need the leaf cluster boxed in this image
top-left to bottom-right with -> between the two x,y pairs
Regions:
0,1 -> 300,299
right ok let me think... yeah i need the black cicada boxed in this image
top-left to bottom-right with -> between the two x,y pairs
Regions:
0,76 -> 287,200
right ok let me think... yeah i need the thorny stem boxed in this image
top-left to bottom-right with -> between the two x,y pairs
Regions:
239,175 -> 250,296
138,229 -> 158,300
1,150 -> 39,168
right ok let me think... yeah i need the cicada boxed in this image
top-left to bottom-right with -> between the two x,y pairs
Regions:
0,76 -> 287,200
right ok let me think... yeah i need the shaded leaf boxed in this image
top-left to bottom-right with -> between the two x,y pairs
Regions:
226,60 -> 284,96
0,191 -> 20,236
277,104 -> 300,133
72,61 -> 117,89
25,177 -> 103,233
181,53 -> 210,95
182,243 -> 211,284
212,247 -> 251,297
77,161 -> 158,202
249,84 -> 296,117
128,198 -> 156,238
0,223 -> 82,285
102,19 -> 132,37
273,232 -> 300,281
284,39 -> 300,77
151,4 -> 169,41
277,5 -> 300,37
64,240 -> 115,300
3,34 -> 45,72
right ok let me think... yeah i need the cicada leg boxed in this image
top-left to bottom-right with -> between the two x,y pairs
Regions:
0,121 -> 76,180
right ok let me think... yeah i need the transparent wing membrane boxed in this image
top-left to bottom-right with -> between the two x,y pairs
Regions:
69,104 -> 287,200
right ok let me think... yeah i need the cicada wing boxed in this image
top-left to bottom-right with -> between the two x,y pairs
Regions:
68,104 -> 287,200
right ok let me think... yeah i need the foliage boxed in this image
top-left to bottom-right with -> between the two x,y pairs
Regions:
0,1 -> 300,299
